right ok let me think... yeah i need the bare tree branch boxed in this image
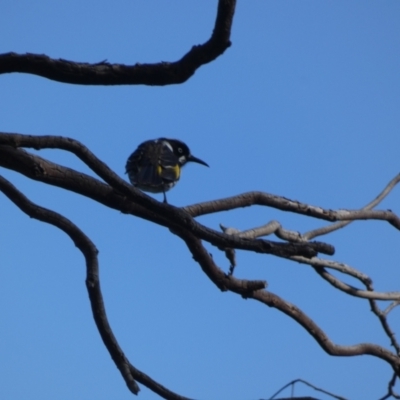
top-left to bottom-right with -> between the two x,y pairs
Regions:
314,266 -> 400,301
0,174 -> 199,400
252,290 -> 400,374
289,257 -> 400,301
379,372 -> 400,400
213,188 -> 400,301
0,134 -> 331,259
384,301 -> 400,316
3,1 -> 397,397
163,224 -> 400,377
1,131 -> 400,394
215,172 -> 400,244
268,378 -> 347,400
219,221 -> 332,275
184,190 -> 400,230
369,297 -> 400,355
0,175 -> 144,393
0,138 -> 400,398
0,0 -> 236,85
0,134 -> 400,382
303,173 -> 400,240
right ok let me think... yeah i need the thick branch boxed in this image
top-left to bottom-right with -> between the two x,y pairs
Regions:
0,0 -> 236,85
0,138 -> 330,259
172,226 -> 400,375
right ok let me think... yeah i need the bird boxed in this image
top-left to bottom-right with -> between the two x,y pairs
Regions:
125,138 -> 209,203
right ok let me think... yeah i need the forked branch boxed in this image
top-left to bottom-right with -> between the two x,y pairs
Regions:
0,133 -> 331,260
1,131 -> 400,395
0,175 -> 195,400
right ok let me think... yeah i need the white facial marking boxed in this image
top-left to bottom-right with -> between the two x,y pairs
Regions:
163,140 -> 173,152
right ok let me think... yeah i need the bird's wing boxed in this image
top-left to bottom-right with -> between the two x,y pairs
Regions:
126,141 -> 161,186
158,144 -> 181,182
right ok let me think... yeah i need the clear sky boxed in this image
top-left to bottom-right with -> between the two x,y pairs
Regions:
1,1 -> 400,399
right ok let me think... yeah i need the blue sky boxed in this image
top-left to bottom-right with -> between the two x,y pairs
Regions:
1,1 -> 400,399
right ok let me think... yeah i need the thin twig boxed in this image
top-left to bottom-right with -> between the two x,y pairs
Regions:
219,221 -> 332,275
268,378 -> 347,400
183,188 -> 400,231
290,256 -> 400,301
304,173 -> 400,240
379,372 -> 400,400
384,301 -> 400,316
369,296 -> 400,355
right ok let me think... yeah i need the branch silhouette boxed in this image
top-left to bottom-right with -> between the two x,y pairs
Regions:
2,1 -> 400,397
0,134 -> 331,261
0,174 -> 197,400
1,131 -> 400,395
0,0 -> 236,85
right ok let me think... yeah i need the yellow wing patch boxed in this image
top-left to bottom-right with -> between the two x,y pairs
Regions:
158,163 -> 181,180
171,164 -> 180,179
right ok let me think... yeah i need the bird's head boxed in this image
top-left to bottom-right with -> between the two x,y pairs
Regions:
162,138 -> 209,167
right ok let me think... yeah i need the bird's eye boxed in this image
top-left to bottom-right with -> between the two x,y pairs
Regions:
178,148 -> 183,153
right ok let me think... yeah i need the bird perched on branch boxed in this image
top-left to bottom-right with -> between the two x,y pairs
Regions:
126,138 -> 209,203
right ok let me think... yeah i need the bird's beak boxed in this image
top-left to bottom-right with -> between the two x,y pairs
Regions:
187,154 -> 209,167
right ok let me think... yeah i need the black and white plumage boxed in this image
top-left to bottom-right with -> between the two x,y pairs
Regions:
125,138 -> 208,203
